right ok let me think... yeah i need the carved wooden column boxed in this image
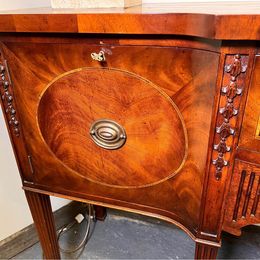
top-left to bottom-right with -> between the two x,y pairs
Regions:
25,191 -> 61,259
196,47 -> 256,259
195,242 -> 219,259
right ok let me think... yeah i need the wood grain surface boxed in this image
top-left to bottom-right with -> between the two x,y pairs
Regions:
0,11 -> 259,258
0,38 -> 219,239
223,160 -> 260,236
0,4 -> 260,39
25,191 -> 60,259
38,67 -> 187,188
197,46 -> 256,243
195,242 -> 219,259
238,56 -> 260,155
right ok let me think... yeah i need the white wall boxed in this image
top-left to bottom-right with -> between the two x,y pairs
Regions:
0,0 -> 49,11
150,0 -> 260,1
0,107 -> 32,240
0,107 -> 69,241
0,0 -> 260,11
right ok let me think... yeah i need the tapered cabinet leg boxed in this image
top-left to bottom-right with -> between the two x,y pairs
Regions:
195,242 -> 219,259
25,190 -> 61,259
94,205 -> 107,221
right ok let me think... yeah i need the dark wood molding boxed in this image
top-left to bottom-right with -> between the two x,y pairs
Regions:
195,242 -> 219,259
0,44 -> 33,182
213,54 -> 248,180
198,46 -> 256,243
0,58 -> 19,137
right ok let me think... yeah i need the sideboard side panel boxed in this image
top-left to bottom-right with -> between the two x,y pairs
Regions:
198,45 -> 256,242
0,43 -> 33,182
223,53 -> 260,235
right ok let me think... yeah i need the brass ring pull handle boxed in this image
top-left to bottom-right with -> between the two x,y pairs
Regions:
91,51 -> 106,62
89,119 -> 126,150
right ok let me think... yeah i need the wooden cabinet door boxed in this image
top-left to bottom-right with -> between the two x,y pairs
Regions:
0,38 -> 219,238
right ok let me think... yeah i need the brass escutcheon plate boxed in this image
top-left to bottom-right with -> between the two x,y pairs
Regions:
89,119 -> 127,150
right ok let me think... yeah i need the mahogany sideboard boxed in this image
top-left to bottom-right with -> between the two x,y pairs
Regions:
0,3 -> 259,259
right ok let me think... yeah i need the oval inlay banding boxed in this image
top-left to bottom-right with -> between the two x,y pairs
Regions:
38,67 -> 187,188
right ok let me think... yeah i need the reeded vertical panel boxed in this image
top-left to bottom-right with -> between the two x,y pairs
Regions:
195,242 -> 219,259
25,191 -> 60,259
223,160 -> 260,236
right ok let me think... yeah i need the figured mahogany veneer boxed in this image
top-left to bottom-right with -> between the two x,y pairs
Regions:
0,3 -> 260,40
0,41 -> 219,236
0,5 -> 259,260
38,67 -> 187,188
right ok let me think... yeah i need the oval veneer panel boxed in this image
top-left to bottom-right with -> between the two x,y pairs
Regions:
38,68 -> 187,188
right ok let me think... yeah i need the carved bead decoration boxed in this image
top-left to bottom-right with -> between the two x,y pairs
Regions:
224,54 -> 247,78
213,54 -> 248,180
0,53 -> 20,137
216,122 -> 235,139
214,140 -> 231,153
213,156 -> 229,177
219,102 -> 238,120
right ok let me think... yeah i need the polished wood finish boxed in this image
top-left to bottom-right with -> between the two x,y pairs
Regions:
0,4 -> 259,40
223,161 -> 260,236
238,56 -> 260,154
198,47 -> 256,243
195,242 -> 219,260
25,191 -> 60,259
0,39 -> 219,239
0,5 -> 259,260
37,67 -> 187,188
0,48 -> 33,181
222,50 -> 260,236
